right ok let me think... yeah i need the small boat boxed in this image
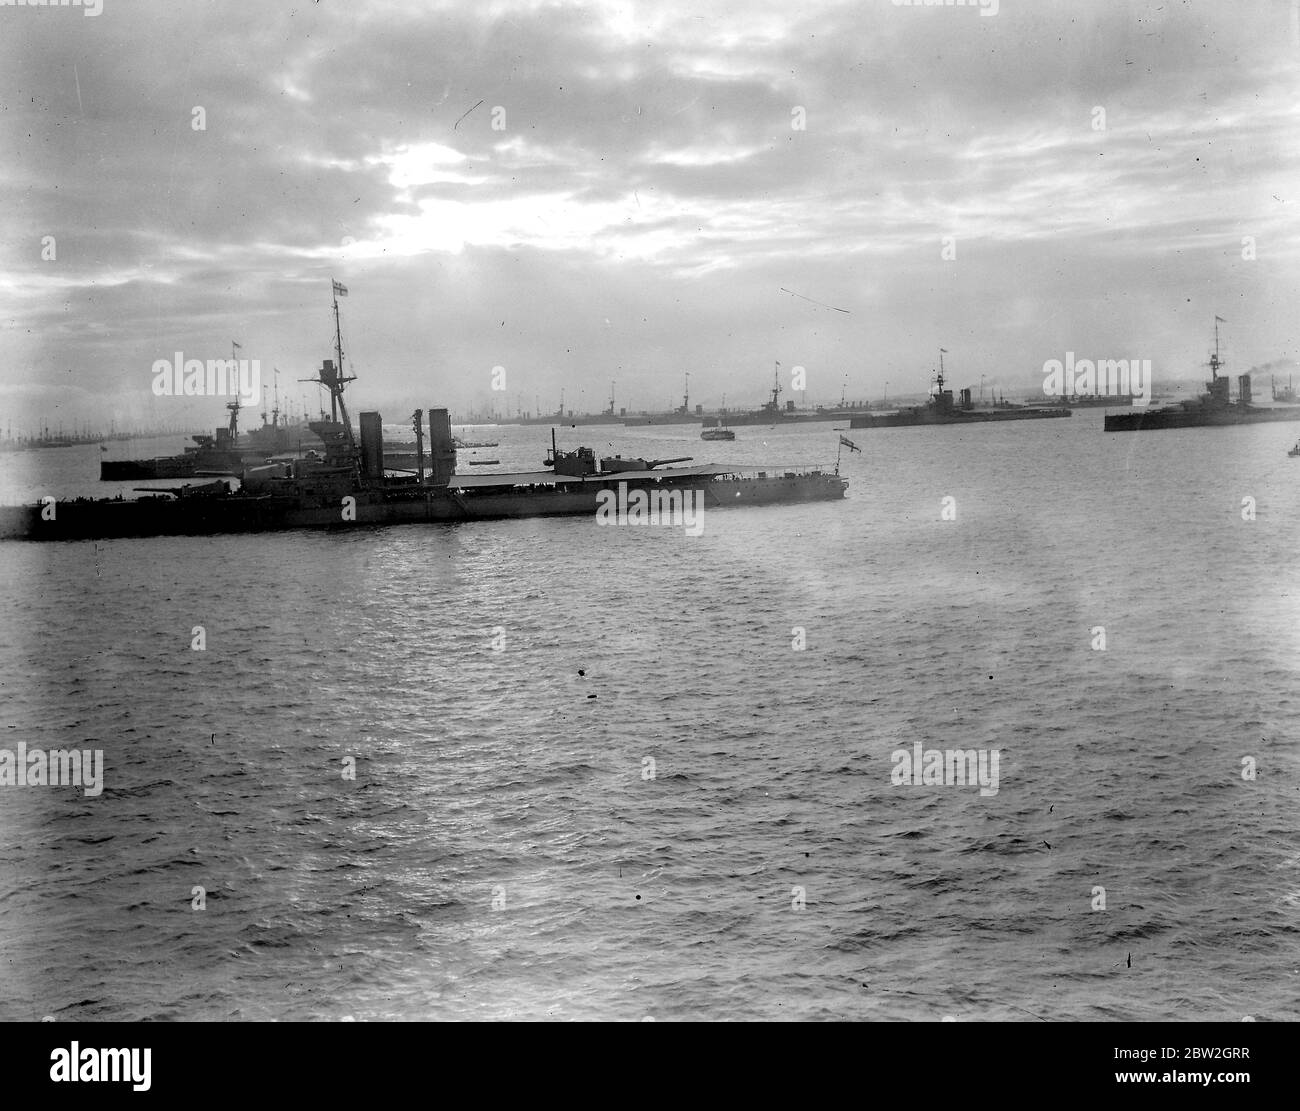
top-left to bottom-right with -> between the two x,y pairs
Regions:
468,459 -> 500,465
1288,440 -> 1300,457
701,427 -> 735,441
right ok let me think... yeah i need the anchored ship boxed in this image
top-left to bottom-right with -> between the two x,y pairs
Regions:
98,394 -> 286,480
1,289 -> 848,541
100,355 -> 329,481
1039,393 -> 1137,408
621,375 -> 702,426
1105,319 -> 1300,431
509,383 -> 625,426
850,351 -> 1071,429
2,416 -> 848,542
702,363 -> 869,427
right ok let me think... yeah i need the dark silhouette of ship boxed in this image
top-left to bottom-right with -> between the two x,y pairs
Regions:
1105,319 -> 1300,431
3,288 -> 848,540
98,396 -> 298,480
850,350 -> 1071,428
100,358 -> 330,480
702,364 -> 875,427
621,375 -> 702,426
1039,393 -> 1137,408
508,383 -> 626,426
99,360 -> 451,480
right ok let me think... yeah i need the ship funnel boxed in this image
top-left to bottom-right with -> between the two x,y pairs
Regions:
359,411 -> 385,478
427,408 -> 456,486
1238,374 -> 1252,406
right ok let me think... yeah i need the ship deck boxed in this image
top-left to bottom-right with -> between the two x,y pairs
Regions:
445,463 -> 816,489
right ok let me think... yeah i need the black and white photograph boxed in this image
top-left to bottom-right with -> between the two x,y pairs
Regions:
1,0 -> 1297,1060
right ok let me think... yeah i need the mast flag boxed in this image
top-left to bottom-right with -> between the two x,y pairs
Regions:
333,281 -> 348,298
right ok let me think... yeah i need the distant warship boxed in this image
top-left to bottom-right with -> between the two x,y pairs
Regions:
850,351 -> 1071,429
1105,319 -> 1300,431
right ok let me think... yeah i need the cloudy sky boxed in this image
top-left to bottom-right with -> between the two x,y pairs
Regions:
3,0 -> 1298,431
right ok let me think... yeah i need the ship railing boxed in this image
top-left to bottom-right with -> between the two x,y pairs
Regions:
708,464 -> 830,480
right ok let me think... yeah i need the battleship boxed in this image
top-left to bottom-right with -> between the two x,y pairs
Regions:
850,351 -> 1071,429
702,365 -> 874,427
512,370 -> 873,431
101,412 -> 489,479
1105,320 -> 1300,431
620,376 -> 701,426
506,383 -> 625,426
100,357 -> 332,480
98,396 -> 320,480
99,351 -> 491,480
1,407 -> 848,542
1,290 -> 848,541
1038,393 -> 1137,408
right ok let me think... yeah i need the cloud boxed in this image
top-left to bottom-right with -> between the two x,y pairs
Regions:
1,0 -> 1297,428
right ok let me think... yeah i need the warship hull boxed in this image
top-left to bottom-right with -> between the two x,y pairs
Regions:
1105,405 -> 1300,431
100,456 -> 204,480
98,444 -> 418,480
708,411 -> 841,426
100,417 -> 332,480
512,415 -> 623,426
101,446 -> 290,480
1039,396 -> 1136,408
0,469 -> 847,541
850,407 -> 1071,428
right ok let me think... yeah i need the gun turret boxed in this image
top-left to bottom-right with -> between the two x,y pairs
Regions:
599,455 -> 693,473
